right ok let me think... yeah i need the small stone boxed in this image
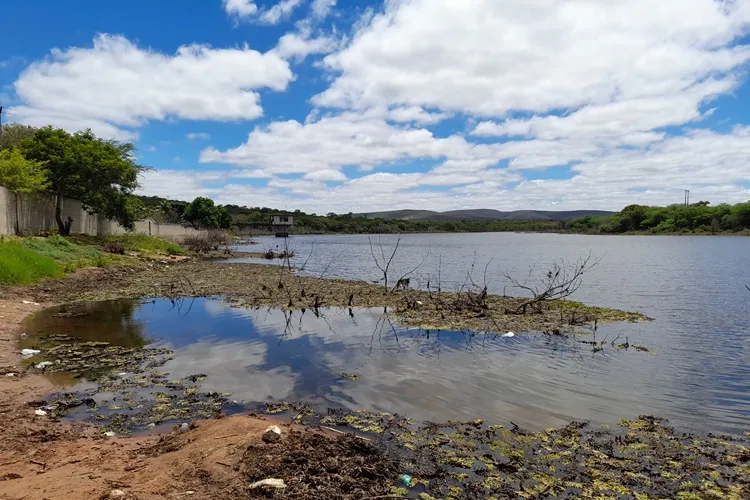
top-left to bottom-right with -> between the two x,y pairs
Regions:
262,425 -> 282,443
110,490 -> 126,497
147,423 -> 156,428
180,423 -> 189,431
34,409 -> 47,416
249,478 -> 286,490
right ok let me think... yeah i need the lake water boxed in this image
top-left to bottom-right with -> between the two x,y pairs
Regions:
25,233 -> 750,434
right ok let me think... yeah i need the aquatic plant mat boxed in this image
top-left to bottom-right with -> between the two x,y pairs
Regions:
249,404 -> 750,499
26,334 -> 229,435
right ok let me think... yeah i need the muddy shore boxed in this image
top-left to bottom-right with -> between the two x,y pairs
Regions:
2,259 -> 748,499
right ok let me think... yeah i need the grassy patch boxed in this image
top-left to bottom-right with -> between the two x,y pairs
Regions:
67,234 -> 185,256
22,235 -> 103,262
101,234 -> 185,256
0,239 -> 64,285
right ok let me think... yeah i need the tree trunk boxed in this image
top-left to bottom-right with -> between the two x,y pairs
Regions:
14,192 -> 21,236
54,193 -> 69,236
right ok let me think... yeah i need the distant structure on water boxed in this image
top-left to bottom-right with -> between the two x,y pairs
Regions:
271,214 -> 294,237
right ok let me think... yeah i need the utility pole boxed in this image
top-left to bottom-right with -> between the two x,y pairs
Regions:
0,106 -> 4,144
684,189 -> 690,207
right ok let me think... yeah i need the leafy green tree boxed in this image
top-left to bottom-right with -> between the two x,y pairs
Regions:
0,123 -> 38,151
158,200 -> 187,224
0,148 -> 49,235
183,196 -> 221,229
19,127 -> 145,234
217,206 -> 232,229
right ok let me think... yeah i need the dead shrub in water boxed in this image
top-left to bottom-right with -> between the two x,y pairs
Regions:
183,236 -> 213,254
183,231 -> 228,254
503,252 -> 601,314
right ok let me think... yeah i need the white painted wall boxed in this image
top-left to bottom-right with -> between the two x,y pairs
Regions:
0,185 -> 206,240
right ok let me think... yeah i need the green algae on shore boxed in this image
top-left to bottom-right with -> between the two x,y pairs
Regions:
255,404 -> 750,499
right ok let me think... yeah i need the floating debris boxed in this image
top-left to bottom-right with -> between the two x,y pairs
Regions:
335,372 -> 359,381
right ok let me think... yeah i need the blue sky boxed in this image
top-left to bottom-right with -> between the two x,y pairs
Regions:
2,0 -> 750,213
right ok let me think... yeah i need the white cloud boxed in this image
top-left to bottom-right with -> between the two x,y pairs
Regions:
260,0 -> 305,24
186,132 -> 210,140
387,106 -> 451,126
315,0 -> 750,117
199,111 -> 500,175
9,34 -> 292,139
274,31 -> 336,60
303,169 -> 347,182
471,79 -> 736,143
311,0 -> 337,20
222,0 -> 258,18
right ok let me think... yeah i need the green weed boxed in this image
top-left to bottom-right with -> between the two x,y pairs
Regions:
0,240 -> 64,285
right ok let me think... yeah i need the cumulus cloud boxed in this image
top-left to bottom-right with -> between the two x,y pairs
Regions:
311,0 -> 337,20
9,34 -> 292,139
315,0 -> 750,116
260,0 -> 305,24
15,1 -> 750,212
222,0 -> 258,18
273,31 -> 337,60
199,112 -> 501,175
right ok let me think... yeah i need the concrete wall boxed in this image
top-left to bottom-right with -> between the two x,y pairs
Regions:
0,185 -> 205,240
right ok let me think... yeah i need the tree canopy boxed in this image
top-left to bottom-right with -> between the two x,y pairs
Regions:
0,123 -> 38,151
19,127 -> 146,234
183,196 -> 232,230
0,148 -> 50,235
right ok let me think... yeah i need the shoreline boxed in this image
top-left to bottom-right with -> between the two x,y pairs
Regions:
2,259 -> 749,499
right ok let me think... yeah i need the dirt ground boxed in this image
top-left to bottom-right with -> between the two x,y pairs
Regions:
0,293 -> 398,500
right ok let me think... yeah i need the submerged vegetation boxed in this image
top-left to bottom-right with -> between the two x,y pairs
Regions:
250,406 -> 750,499
23,331 -> 227,435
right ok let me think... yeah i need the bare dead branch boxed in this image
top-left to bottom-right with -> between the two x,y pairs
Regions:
503,252 -> 602,314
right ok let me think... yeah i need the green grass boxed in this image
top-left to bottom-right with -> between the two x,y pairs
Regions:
102,234 -> 185,256
0,239 -> 64,285
22,234 -> 103,262
69,233 -> 185,256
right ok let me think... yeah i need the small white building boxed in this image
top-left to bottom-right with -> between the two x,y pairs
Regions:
271,214 -> 293,226
271,214 -> 293,237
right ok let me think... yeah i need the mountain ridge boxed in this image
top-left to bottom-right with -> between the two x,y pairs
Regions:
356,209 -> 614,221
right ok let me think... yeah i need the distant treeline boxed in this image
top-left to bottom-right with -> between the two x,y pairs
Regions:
137,196 -> 750,235
567,201 -> 750,234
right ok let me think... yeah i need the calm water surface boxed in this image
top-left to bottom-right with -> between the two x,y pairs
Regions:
26,233 -> 750,433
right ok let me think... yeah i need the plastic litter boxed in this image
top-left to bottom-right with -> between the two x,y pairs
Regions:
104,431 -> 117,437
34,409 -> 47,416
22,300 -> 40,305
180,423 -> 189,431
35,361 -> 53,370
21,348 -> 41,357
249,478 -> 287,490
502,331 -> 515,338
6,373 -> 16,377
400,474 -> 413,486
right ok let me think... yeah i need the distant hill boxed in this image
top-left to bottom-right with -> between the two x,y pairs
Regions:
356,209 -> 615,221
